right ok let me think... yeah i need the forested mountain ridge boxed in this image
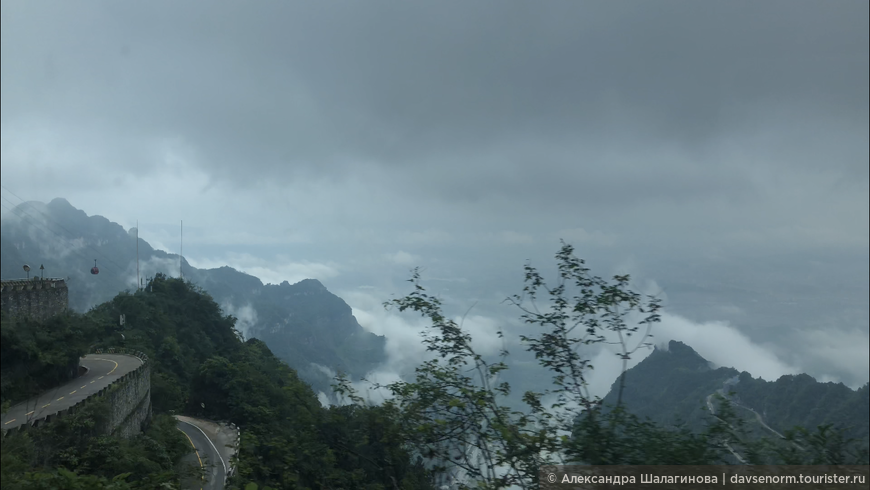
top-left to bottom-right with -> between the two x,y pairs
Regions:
732,371 -> 869,443
0,198 -> 386,394
3,239 -> 868,489
601,340 -> 869,445
1,274 -> 433,489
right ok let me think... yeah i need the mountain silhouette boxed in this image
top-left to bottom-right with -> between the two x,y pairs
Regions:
0,197 -> 386,395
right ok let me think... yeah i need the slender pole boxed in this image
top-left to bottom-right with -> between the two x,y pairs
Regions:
180,220 -> 183,280
136,220 -> 140,289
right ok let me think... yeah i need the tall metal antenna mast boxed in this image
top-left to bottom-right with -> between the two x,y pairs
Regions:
136,220 -> 140,289
180,220 -> 183,280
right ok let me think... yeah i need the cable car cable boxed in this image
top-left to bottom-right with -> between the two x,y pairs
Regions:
1,199 -> 198,307
0,197 -> 121,270
0,198 -> 124,274
3,199 -> 198,309
0,189 -> 128,271
0,193 -> 127,272
0,193 -> 128,273
1,198 -> 235,329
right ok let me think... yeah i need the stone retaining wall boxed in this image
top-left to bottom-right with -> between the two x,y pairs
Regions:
2,348 -> 151,439
106,358 -> 152,438
94,348 -> 152,437
0,278 -> 68,322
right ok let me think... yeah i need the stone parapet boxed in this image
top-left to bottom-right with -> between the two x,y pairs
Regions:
0,278 -> 69,321
2,348 -> 151,439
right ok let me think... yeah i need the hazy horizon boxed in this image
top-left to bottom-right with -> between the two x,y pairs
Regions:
2,1 -> 867,394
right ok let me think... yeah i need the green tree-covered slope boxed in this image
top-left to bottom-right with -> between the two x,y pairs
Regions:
2,274 -> 433,490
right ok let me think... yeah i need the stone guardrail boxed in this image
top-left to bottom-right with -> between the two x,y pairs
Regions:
227,421 -> 241,478
2,347 -> 150,438
181,414 -> 242,479
92,347 -> 150,363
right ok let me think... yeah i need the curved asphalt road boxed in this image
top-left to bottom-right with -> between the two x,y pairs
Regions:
1,354 -> 143,431
706,390 -> 748,463
176,417 -> 227,490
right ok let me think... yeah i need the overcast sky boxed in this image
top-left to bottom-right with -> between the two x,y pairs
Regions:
2,1 -> 868,392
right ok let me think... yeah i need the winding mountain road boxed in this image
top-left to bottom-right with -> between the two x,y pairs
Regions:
706,389 -> 748,463
707,388 -> 786,439
1,354 -> 143,430
175,415 -> 238,490
1,354 -> 237,489
732,400 -> 785,438
706,384 -> 800,462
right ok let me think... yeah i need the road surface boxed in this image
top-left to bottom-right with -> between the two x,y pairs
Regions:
176,416 -> 235,490
732,400 -> 786,438
706,389 -> 747,463
1,354 -> 143,430
706,384 -> 802,462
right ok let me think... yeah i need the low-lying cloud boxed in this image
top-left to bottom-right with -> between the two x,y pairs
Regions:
219,300 -> 259,341
652,312 -> 801,383
338,281 -> 852,414
383,251 -> 421,266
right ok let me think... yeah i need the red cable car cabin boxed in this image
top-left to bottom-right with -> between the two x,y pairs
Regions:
91,259 -> 99,275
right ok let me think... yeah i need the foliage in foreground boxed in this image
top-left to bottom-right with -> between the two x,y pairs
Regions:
1,406 -> 191,490
4,248 -> 867,490
336,242 -> 869,490
189,337 -> 433,489
1,309 -> 102,407
3,273 -> 435,490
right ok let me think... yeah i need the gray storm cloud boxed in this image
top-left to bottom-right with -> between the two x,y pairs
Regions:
2,0 -> 866,264
2,1 -> 866,181
1,1 -> 866,390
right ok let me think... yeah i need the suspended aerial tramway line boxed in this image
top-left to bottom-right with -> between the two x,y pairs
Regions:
0,189 -> 127,279
1,189 -> 206,325
0,186 -> 186,285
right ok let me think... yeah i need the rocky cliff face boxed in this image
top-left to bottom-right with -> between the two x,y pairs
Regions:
238,277 -> 386,394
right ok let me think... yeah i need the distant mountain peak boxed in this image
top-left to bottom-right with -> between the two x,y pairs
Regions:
1,197 -> 388,394
273,278 -> 328,293
773,372 -> 818,385
652,340 -> 712,368
660,339 -> 703,356
601,339 -> 868,445
294,278 -> 326,291
48,197 -> 73,208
